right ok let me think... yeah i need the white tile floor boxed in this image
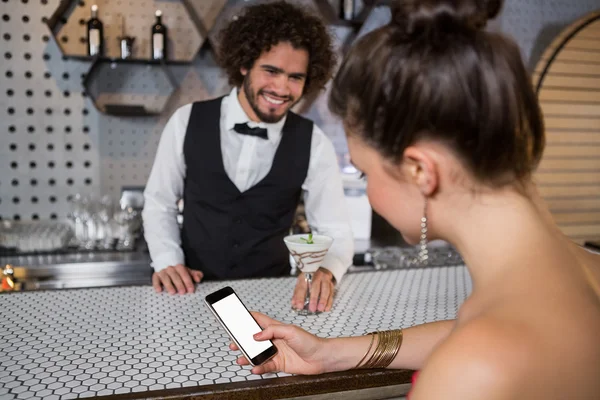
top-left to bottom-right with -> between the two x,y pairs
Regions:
0,266 -> 471,399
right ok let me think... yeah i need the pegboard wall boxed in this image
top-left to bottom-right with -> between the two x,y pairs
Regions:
1,0 -> 599,222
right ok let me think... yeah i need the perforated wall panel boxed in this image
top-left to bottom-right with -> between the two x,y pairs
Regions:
1,0 -> 99,221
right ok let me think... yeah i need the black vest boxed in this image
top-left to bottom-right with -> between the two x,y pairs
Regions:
181,97 -> 313,280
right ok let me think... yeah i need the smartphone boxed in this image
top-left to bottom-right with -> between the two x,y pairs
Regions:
204,286 -> 278,366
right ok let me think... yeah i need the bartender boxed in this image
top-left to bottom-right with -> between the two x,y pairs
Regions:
142,1 -> 354,313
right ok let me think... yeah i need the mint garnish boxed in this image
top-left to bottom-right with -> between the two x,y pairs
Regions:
300,233 -> 314,244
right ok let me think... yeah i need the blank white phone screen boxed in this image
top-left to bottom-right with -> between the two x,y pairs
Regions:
212,294 -> 272,359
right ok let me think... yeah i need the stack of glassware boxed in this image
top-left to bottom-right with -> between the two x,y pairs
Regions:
0,194 -> 143,255
67,194 -> 142,251
0,220 -> 73,253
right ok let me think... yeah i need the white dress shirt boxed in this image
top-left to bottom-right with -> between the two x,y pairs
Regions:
142,88 -> 354,283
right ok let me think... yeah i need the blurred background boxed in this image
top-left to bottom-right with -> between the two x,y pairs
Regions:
1,0 -> 599,257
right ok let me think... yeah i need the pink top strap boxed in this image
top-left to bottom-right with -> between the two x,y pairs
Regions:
407,371 -> 420,399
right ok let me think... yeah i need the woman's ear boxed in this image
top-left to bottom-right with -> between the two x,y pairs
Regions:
402,146 -> 439,196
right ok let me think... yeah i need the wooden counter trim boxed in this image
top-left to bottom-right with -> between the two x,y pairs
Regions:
98,369 -> 413,400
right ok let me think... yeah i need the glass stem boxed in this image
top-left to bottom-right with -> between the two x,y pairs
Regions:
304,272 -> 312,309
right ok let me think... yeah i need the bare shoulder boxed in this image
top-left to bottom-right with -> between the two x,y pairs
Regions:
410,317 -> 535,400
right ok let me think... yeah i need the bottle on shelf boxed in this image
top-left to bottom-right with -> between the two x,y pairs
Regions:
118,15 -> 135,60
339,0 -> 354,21
151,10 -> 167,60
87,4 -> 104,56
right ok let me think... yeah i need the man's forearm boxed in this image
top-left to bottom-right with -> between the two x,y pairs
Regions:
142,199 -> 185,272
319,233 -> 354,283
141,103 -> 189,272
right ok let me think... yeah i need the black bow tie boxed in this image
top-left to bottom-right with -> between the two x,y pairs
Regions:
233,123 -> 268,140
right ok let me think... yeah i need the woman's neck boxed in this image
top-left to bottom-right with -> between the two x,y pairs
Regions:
432,183 -> 564,290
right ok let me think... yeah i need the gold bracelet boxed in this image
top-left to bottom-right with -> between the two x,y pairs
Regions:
370,331 -> 392,368
362,331 -> 384,369
360,329 -> 403,369
387,329 -> 403,367
378,330 -> 397,368
353,332 -> 376,369
379,329 -> 403,368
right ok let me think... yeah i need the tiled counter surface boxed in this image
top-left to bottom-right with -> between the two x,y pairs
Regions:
0,266 -> 472,400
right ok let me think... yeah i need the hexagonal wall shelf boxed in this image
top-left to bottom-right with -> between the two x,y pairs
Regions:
83,57 -> 177,116
46,0 -> 205,63
183,0 -> 228,40
43,0 -> 390,117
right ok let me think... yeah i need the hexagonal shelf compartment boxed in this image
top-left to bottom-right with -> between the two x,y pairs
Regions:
83,57 -> 177,116
46,0 -> 206,63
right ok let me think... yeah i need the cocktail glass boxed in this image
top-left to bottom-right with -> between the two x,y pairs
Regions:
283,233 -> 333,315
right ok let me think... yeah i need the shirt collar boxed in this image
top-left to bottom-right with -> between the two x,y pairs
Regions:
224,87 -> 287,143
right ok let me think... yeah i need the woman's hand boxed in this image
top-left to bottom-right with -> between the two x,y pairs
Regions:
230,312 -> 329,375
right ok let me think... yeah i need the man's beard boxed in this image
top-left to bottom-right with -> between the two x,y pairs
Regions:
243,76 -> 297,123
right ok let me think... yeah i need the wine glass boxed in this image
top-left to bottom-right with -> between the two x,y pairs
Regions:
283,233 -> 333,315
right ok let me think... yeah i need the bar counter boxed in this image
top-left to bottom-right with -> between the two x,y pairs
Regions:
0,265 -> 471,399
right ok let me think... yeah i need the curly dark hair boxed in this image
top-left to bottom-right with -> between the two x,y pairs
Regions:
216,1 -> 336,96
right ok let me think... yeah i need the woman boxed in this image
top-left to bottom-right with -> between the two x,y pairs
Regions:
231,0 -> 600,398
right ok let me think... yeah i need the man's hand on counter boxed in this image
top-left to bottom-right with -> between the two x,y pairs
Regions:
152,264 -> 204,295
292,268 -> 335,313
